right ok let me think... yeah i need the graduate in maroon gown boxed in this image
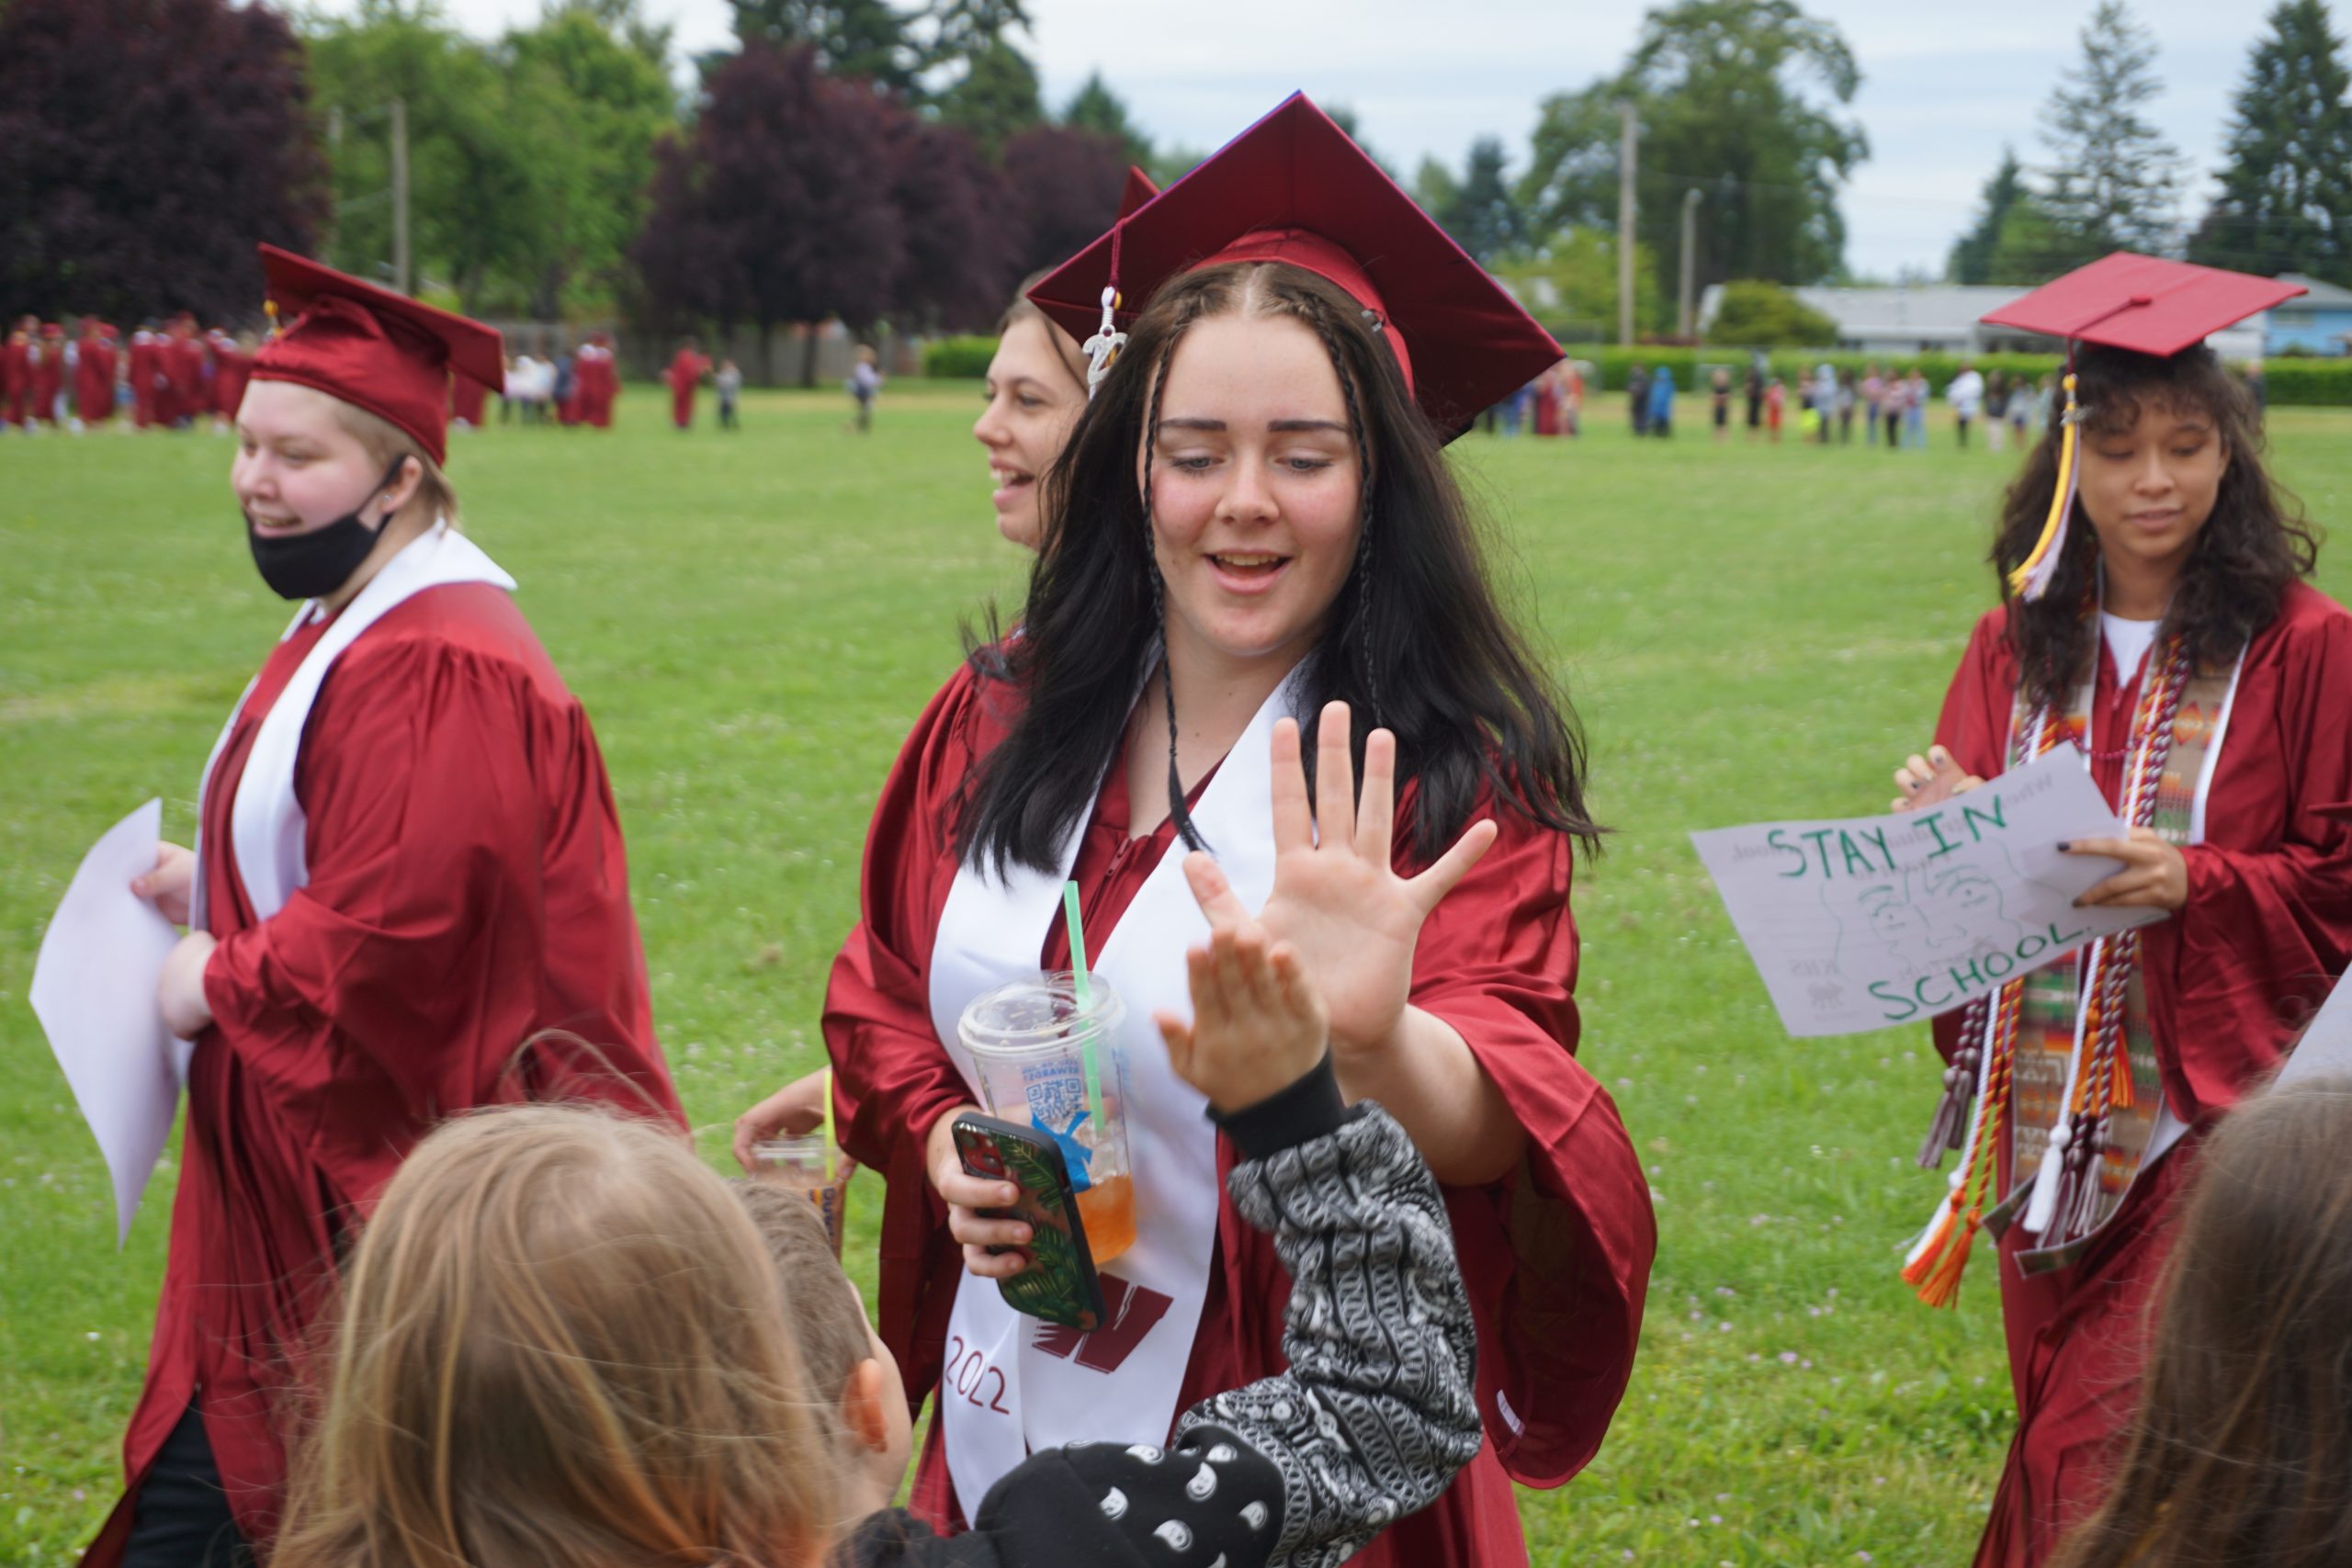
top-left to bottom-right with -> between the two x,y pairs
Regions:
31,321 -> 65,424
161,314 -> 207,427
4,315 -> 32,427
127,323 -> 159,429
667,337 -> 709,429
75,318 -> 118,427
1887,255 -> 2352,1568
209,332 -> 254,426
820,96 -> 1653,1568
90,244 -> 683,1568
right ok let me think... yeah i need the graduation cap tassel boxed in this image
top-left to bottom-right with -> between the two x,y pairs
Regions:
2007,372 -> 2081,602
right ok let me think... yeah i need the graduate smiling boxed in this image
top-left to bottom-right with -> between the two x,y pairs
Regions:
91,246 -> 682,1568
822,94 -> 1654,1568
1889,254 -> 2352,1568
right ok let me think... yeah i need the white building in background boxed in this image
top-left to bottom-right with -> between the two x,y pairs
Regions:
1697,282 -> 2270,362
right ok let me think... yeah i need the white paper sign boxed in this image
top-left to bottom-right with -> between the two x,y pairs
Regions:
1690,750 -> 2166,1038
29,800 -> 193,1246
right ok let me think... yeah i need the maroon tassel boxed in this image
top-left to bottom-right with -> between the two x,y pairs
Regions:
1918,1006 -> 1985,1170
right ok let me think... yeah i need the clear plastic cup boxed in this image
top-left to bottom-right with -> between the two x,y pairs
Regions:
957,971 -> 1135,1263
749,1132 -> 852,1258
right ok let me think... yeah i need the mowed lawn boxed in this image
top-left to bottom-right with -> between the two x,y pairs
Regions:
6,387 -> 2351,1563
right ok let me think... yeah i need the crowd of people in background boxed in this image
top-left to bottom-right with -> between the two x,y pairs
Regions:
2,309 -> 646,437
4,312 -> 257,434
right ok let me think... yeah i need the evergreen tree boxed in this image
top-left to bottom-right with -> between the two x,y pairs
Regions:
2188,0 -> 2352,283
1949,147 -> 2027,283
2037,0 -> 2181,261
932,37 -> 1042,156
1435,137 -> 1525,264
728,0 -> 916,91
1062,71 -> 1149,165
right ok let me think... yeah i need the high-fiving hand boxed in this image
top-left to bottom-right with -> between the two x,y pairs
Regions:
1178,702 -> 1497,1059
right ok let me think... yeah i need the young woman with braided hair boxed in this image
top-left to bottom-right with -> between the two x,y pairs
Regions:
1885,256 -> 2352,1568
820,96 -> 1654,1567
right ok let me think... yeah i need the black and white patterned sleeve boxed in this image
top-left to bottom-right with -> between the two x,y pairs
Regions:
1045,1075 -> 1482,1568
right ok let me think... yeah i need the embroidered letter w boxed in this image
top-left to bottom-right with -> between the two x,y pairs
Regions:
1033,1273 -> 1173,1373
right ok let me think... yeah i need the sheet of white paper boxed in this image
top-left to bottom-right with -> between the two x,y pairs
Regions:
1690,750 -> 2166,1039
28,799 -> 192,1247
2278,972 -> 2352,1088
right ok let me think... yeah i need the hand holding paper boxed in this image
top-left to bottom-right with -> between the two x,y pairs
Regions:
29,800 -> 196,1246
1692,750 -> 2167,1038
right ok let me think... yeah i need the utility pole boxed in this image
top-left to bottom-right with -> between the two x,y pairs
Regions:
1678,187 -> 1702,340
390,96 -> 411,296
1616,100 -> 1637,346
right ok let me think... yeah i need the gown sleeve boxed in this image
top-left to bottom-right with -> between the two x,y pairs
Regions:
1399,787 -> 1656,1488
1931,606 -> 2018,785
201,626 -> 670,1186
822,662 -> 994,1388
2143,592 -> 2352,1114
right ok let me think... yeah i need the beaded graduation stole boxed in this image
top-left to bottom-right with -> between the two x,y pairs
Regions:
1902,634 -> 2237,1303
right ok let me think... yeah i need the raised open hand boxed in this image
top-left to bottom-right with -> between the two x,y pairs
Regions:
1180,701 -> 1497,1057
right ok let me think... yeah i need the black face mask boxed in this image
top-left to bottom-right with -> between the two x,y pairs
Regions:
245,459 -> 408,602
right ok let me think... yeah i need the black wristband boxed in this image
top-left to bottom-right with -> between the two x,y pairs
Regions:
1208,1051 -> 1350,1160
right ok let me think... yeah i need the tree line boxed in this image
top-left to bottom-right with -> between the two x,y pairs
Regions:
8,0 -> 2352,352
0,0 -> 1161,349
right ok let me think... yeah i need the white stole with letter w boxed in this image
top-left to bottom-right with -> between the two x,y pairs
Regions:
925,670 -> 1297,1516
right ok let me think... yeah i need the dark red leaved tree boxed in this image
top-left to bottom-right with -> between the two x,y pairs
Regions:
1000,124 -> 1130,277
885,114 -> 1021,332
0,0 -> 326,322
632,42 -> 905,383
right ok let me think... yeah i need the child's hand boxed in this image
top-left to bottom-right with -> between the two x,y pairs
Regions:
1156,919 -> 1329,1114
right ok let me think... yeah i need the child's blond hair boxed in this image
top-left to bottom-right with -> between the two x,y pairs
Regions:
275,1104 -> 838,1568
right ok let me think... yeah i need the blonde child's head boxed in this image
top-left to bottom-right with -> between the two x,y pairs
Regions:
275,1104 -> 839,1568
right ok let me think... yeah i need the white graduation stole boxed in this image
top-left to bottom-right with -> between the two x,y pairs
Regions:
190,523 -> 516,931
926,669 -> 1297,1515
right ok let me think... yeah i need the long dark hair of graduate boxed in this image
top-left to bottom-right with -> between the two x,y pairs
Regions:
1993,344 -> 2317,713
954,259 -> 1598,877
2048,1077 -> 2352,1568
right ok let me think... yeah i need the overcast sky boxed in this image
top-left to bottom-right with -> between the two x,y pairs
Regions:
349,0 -> 2271,278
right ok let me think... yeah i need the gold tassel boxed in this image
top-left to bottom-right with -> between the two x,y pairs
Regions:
2007,372 -> 2080,598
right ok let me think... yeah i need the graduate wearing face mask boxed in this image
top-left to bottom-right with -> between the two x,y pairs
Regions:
92,246 -> 683,1568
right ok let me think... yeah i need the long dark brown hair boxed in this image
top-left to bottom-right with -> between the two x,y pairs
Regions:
954,259 -> 1597,876
2049,1077 -> 2352,1568
1993,344 -> 2317,712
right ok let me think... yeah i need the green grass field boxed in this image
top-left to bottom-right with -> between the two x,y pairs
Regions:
6,388 -> 2351,1563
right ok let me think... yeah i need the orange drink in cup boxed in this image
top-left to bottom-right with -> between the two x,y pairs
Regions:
749,1132 -> 853,1258
957,971 -> 1134,1264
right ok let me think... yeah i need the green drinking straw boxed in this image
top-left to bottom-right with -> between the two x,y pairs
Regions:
1062,879 -> 1106,1132
819,1065 -> 837,1181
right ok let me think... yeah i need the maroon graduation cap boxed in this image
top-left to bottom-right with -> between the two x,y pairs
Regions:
1981,252 -> 2303,358
1118,164 -> 1159,220
1981,253 -> 2302,600
249,244 -> 505,467
1028,92 -> 1560,438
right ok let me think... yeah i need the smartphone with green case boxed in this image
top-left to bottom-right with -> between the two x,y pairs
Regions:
952,1111 -> 1108,1332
